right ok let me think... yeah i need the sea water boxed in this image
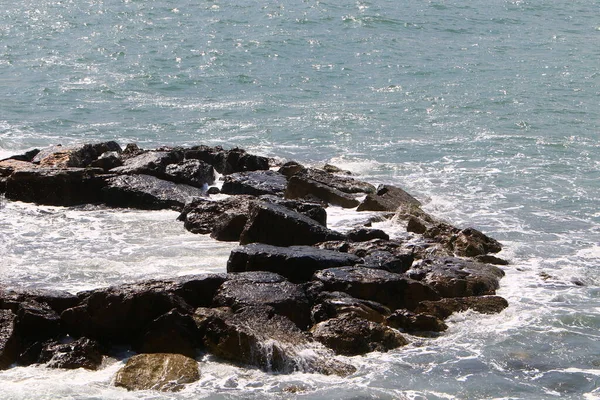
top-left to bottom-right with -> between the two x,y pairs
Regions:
1,0 -> 599,398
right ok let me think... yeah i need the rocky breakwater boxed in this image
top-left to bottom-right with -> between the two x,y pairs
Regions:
0,143 -> 509,392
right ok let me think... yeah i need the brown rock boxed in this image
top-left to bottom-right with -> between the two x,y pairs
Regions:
115,353 -> 200,392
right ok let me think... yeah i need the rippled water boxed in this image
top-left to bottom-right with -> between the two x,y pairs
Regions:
1,0 -> 600,398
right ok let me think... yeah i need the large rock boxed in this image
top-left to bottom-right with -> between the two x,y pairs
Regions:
386,310 -> 447,333
1,288 -> 79,314
227,244 -> 361,283
15,300 -> 62,342
285,175 -> 360,208
169,274 -> 227,308
32,142 -> 122,168
311,291 -> 391,324
115,353 -> 200,392
297,169 -> 376,194
221,170 -> 287,196
60,280 -> 191,345
214,272 -> 311,329
184,146 -> 269,175
177,196 -> 255,237
38,337 -> 103,370
407,257 -> 505,298
313,266 -> 440,311
422,223 -> 502,257
164,159 -> 215,188
0,310 -> 19,370
197,306 -> 355,376
137,309 -> 199,358
311,314 -> 408,356
259,195 -> 327,226
110,151 -> 183,177
415,296 -> 509,320
239,201 -> 344,246
102,174 -> 204,210
5,168 -> 106,206
357,184 -> 421,212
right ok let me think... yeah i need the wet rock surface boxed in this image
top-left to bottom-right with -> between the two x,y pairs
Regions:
38,337 -> 104,370
221,170 -> 287,196
285,174 -> 360,208
357,184 -> 421,212
115,353 -> 200,392
415,296 -> 509,320
0,310 -> 18,370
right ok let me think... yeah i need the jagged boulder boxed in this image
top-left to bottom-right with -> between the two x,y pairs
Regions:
347,228 -> 390,242
240,201 -> 344,246
357,184 -> 421,212
278,161 -> 304,178
285,175 -> 360,208
228,244 -> 361,283
5,168 -> 106,206
197,306 -> 355,376
259,195 -> 327,226
214,272 -> 311,329
221,170 -> 287,196
297,169 -> 375,194
311,314 -> 408,356
164,159 -> 215,188
168,274 -> 227,308
38,337 -> 103,370
311,291 -> 391,324
422,223 -> 502,257
221,148 -> 270,175
313,266 -> 440,311
137,309 -> 199,358
102,174 -> 204,210
415,296 -> 509,320
89,151 -> 122,172
0,309 -> 18,370
115,353 -> 200,392
0,288 -> 79,315
386,310 -> 447,333
177,196 -> 255,238
407,257 -> 505,298
15,301 -> 62,342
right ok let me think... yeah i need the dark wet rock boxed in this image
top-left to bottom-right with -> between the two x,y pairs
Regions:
311,291 -> 391,324
169,273 -> 227,308
298,168 -> 375,194
214,272 -> 311,329
60,280 -> 191,345
317,239 -> 414,274
347,228 -> 390,242
89,151 -> 122,172
415,296 -> 509,320
278,161 -> 305,178
313,266 -> 440,311
32,142 -> 122,168
5,168 -> 106,206
110,151 -> 183,177
177,196 -> 254,237
198,306 -> 355,376
357,184 -> 421,212
15,301 -> 62,342
322,164 -> 352,175
259,195 -> 327,226
164,159 -> 215,188
475,254 -> 509,266
183,145 -> 226,169
137,309 -> 199,358
285,175 -> 360,208
240,201 -> 345,246
3,149 -> 40,163
228,244 -> 361,283
407,257 -> 505,298
122,143 -> 144,159
0,159 -> 39,178
39,337 -> 103,370
221,148 -> 270,175
221,170 -> 287,196
115,353 -> 200,392
311,314 -> 407,356
407,216 -> 428,234
0,309 -> 19,370
386,310 -> 447,333
102,174 -> 204,210
206,186 -> 220,195
0,288 -> 79,315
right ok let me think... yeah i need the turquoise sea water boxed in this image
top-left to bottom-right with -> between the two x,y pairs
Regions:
1,1 -> 600,398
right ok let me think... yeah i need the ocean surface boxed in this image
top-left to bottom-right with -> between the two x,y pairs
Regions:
1,0 -> 599,398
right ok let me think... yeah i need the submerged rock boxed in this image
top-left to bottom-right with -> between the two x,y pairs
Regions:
115,353 -> 200,392
227,244 -> 361,283
311,314 -> 408,356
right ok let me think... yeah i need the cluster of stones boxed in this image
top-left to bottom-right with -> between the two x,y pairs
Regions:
0,142 -> 509,392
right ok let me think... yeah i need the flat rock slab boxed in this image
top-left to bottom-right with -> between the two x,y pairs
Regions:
115,353 -> 200,392
313,266 -> 440,311
110,151 -> 183,177
214,271 -> 311,329
32,142 -> 122,168
298,169 -> 376,194
285,175 -> 360,208
228,244 -> 361,283
221,170 -> 287,196
240,201 -> 345,246
102,174 -> 204,210
415,296 -> 509,320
